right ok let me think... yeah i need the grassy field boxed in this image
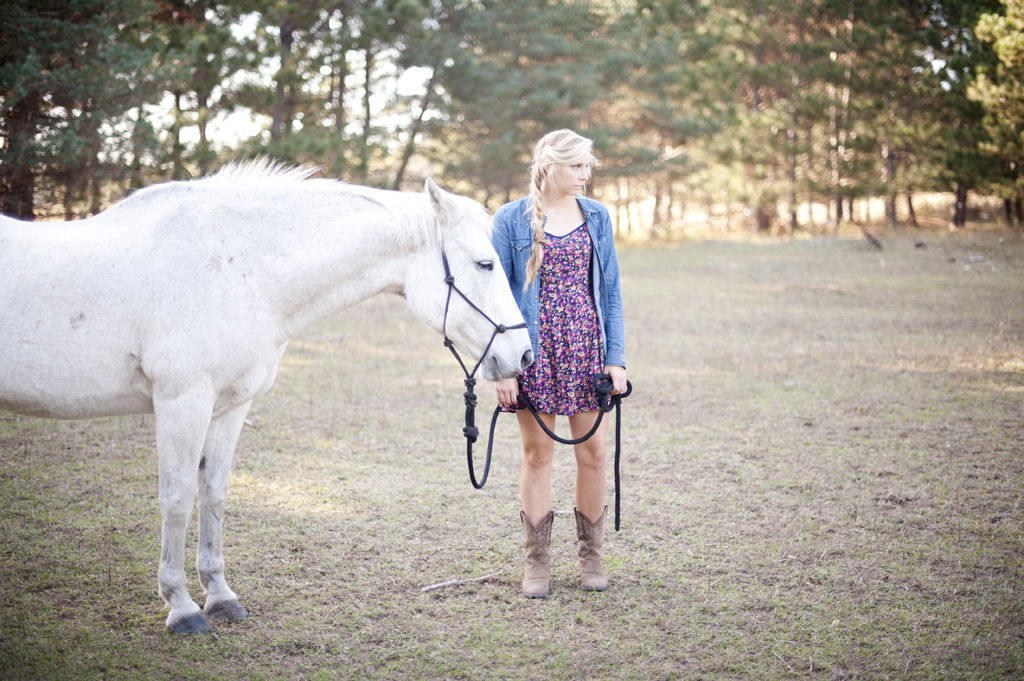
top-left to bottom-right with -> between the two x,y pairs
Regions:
1,229 -> 1022,680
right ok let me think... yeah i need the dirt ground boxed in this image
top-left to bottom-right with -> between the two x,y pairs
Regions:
1,229 -> 1022,680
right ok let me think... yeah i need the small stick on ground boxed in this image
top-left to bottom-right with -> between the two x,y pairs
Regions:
773,651 -> 794,672
860,224 -> 883,250
421,571 -> 502,592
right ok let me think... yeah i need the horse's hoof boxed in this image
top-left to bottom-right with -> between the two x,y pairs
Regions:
207,599 -> 248,621
169,612 -> 213,635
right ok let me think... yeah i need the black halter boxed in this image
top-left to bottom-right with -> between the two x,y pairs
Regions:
440,249 -> 527,486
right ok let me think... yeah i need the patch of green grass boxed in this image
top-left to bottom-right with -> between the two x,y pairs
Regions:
2,230 -> 1023,679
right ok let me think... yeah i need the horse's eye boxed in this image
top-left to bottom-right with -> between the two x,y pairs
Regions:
477,261 -> 494,271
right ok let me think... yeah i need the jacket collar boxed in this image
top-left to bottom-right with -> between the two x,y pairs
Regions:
520,195 -> 601,220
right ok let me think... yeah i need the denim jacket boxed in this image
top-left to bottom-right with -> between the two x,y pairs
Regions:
491,196 -> 626,369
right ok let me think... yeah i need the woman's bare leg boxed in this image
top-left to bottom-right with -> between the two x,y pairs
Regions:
518,410 -> 556,526
568,409 -> 608,522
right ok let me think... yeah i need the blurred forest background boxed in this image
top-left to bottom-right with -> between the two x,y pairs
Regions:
4,0 -> 1024,237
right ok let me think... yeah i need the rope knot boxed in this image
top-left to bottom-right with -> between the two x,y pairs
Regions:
496,324 -> 506,333
443,338 -> 454,348
444,275 -> 455,285
462,425 -> 479,441
463,391 -> 478,408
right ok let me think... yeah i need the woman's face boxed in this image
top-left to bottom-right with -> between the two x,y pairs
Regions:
547,161 -> 591,198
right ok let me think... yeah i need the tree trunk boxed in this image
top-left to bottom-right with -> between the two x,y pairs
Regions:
788,13 -> 802,234
953,182 -> 967,228
788,125 -> 797,233
89,171 -> 102,216
196,87 -> 211,177
330,8 -> 349,175
1,90 -> 42,219
906,188 -> 918,227
883,142 -> 897,226
755,203 -> 772,232
63,172 -> 79,220
805,124 -> 814,229
357,45 -> 375,182
171,91 -> 185,180
271,14 -> 296,144
129,115 -> 146,190
392,64 -> 441,190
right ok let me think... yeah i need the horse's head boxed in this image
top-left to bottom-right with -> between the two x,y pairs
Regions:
404,180 -> 533,382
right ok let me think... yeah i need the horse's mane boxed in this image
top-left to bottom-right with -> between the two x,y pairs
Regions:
200,159 -> 452,249
118,159 -> 476,249
204,158 -> 320,186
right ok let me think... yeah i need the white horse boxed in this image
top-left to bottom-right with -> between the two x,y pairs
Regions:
0,162 -> 532,634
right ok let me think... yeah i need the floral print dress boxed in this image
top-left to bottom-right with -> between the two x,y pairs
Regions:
503,223 -> 604,415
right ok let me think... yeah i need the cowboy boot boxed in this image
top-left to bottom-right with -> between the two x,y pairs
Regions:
521,510 -> 554,598
575,506 -> 608,591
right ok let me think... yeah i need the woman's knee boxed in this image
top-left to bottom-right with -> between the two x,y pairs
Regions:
575,443 -> 606,469
522,445 -> 554,471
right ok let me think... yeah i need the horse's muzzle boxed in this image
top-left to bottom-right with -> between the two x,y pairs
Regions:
520,348 -> 534,372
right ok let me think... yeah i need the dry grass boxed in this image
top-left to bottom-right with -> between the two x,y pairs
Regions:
1,228 -> 1022,680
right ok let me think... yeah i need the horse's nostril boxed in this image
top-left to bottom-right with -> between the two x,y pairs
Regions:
521,349 -> 534,370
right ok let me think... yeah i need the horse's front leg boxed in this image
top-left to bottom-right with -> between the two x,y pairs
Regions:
155,388 -> 215,634
196,401 -> 251,622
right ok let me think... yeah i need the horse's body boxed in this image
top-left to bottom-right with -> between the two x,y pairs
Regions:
0,163 -> 531,633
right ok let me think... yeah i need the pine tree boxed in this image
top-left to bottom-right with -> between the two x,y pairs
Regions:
432,0 -> 605,207
971,0 -> 1024,221
0,0 -> 162,218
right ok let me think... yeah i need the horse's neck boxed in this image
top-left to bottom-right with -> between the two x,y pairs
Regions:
254,195 -> 417,342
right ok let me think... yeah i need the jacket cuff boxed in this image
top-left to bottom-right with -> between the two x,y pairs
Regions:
604,349 -> 626,369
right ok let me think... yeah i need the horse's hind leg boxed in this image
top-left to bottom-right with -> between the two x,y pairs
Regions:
196,401 -> 251,622
155,389 -> 215,634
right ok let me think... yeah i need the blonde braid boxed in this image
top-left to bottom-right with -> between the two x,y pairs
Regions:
523,165 -> 548,288
521,129 -> 597,290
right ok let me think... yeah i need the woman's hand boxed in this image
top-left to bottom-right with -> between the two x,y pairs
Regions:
604,365 -> 627,395
495,377 -> 519,407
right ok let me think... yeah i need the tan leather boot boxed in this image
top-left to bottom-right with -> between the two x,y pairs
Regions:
521,510 -> 554,598
575,506 -> 608,591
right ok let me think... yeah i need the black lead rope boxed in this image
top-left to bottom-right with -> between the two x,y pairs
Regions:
439,249 -> 527,483
477,375 -> 632,531
439,247 -> 632,531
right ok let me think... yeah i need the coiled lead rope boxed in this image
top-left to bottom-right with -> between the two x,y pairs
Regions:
471,374 -> 632,531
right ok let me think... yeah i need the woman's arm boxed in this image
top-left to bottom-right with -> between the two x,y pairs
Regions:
597,206 -> 626,370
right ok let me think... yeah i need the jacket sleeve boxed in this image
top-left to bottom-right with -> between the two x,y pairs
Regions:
491,204 -> 515,285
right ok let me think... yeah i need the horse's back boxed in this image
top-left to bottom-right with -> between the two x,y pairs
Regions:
0,212 -> 156,417
0,195 -> 275,420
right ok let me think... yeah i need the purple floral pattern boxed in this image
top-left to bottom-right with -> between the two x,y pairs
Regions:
503,223 -> 603,415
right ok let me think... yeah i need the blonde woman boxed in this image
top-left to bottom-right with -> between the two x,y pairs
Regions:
491,130 -> 627,598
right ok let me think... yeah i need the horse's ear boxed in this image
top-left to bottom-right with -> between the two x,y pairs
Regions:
425,178 -> 458,227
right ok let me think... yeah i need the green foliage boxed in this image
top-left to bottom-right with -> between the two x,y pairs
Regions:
0,0 -> 1021,230
0,0 -> 163,218
432,0 -> 607,205
971,0 -> 1024,201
